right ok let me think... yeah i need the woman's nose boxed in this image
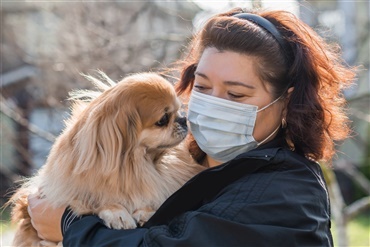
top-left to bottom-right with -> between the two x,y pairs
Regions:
210,89 -> 226,100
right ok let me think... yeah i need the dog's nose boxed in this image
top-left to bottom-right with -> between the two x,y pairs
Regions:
176,116 -> 187,127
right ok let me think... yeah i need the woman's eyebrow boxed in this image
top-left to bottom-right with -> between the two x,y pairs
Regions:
224,80 -> 255,89
194,71 -> 208,79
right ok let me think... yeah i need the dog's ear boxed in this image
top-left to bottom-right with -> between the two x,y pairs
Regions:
72,106 -> 141,175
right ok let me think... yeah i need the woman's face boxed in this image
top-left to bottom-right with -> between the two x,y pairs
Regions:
193,47 -> 285,147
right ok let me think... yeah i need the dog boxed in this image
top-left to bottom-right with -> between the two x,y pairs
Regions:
8,72 -> 205,246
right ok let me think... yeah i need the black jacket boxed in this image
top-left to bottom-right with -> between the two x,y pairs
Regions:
62,137 -> 333,247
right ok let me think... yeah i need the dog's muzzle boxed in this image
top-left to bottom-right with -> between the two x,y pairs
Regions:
175,116 -> 187,129
173,116 -> 188,139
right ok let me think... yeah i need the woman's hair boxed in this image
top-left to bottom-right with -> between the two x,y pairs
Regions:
174,8 -> 356,164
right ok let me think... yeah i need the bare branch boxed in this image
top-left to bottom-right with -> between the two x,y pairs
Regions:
344,196 -> 370,220
0,94 -> 56,142
336,159 -> 370,195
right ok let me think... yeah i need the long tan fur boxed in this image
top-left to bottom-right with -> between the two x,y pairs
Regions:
8,72 -> 205,246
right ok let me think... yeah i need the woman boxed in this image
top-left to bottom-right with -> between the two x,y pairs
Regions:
28,7 -> 355,246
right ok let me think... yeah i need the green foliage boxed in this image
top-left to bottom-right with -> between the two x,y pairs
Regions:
0,207 -> 11,229
332,212 -> 370,247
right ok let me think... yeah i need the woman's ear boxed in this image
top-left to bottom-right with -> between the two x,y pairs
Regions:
284,87 -> 294,106
282,87 -> 294,119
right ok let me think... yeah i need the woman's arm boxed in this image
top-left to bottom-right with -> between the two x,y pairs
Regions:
30,194 -> 297,247
62,208 -> 331,247
29,186 -> 331,247
63,215 -> 148,246
28,153 -> 333,247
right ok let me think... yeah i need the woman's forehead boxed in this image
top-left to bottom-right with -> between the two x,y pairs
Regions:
196,47 -> 267,90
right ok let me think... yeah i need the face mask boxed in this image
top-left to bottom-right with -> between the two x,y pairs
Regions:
187,90 -> 281,163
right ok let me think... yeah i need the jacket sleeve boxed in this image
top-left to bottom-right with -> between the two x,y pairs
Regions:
62,215 -> 148,247
64,212 -> 274,247
63,153 -> 333,247
63,203 -> 330,247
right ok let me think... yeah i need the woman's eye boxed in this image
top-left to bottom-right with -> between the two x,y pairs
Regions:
155,113 -> 169,127
193,84 -> 207,91
228,92 -> 245,98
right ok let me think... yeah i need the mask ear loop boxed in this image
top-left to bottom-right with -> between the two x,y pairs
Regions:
255,95 -> 284,146
257,95 -> 283,112
256,123 -> 281,147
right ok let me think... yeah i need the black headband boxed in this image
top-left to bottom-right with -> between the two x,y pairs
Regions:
233,13 -> 292,66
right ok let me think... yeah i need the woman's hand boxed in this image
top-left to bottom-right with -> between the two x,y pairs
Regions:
27,193 -> 65,242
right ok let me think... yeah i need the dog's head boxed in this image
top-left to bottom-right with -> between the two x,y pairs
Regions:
118,73 -> 188,151
71,72 -> 188,175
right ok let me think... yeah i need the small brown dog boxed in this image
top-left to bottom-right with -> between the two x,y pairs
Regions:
8,72 -> 205,246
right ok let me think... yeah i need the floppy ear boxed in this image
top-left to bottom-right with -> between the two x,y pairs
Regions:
72,106 -> 141,175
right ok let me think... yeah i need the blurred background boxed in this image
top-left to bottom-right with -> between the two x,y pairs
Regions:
1,0 -> 369,246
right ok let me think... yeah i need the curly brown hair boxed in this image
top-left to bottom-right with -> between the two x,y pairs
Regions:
173,8 -> 356,163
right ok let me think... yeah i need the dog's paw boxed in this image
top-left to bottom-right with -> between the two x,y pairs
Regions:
132,208 -> 155,227
98,207 -> 136,229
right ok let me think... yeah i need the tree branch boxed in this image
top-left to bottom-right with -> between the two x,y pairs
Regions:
344,196 -> 370,220
336,159 -> 370,195
0,94 -> 56,142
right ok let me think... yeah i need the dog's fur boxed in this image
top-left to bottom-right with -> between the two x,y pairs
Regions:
8,72 -> 205,246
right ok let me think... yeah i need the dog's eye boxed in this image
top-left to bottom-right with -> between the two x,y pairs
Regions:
155,113 -> 169,127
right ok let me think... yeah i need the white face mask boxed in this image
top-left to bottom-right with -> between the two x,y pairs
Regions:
187,90 -> 281,163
